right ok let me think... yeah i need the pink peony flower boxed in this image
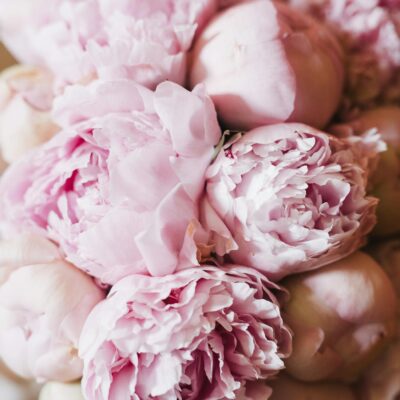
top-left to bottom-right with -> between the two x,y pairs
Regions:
39,382 -> 84,400
202,123 -> 381,280
270,374 -> 356,400
0,234 -> 105,382
0,0 -> 216,91
0,79 -> 221,285
189,0 -> 344,131
358,341 -> 400,400
284,0 -> 400,111
0,65 -> 58,163
330,106 -> 400,237
283,252 -> 397,382
79,266 -> 291,400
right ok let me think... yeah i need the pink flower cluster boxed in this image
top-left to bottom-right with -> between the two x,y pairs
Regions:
285,0 -> 400,111
0,0 -> 398,399
0,0 -> 216,91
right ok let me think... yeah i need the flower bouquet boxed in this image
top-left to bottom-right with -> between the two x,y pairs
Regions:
0,0 -> 399,399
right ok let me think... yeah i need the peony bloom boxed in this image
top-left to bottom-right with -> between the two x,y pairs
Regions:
39,382 -> 84,400
330,106 -> 400,237
202,123 -> 381,280
0,0 -> 216,91
0,79 -> 221,285
189,0 -> 344,131
0,65 -> 58,164
284,0 -> 400,111
283,252 -> 397,382
269,374 -> 356,400
358,341 -> 400,400
79,266 -> 291,400
0,234 -> 105,382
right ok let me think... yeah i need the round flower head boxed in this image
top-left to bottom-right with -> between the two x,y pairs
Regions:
0,65 -> 58,163
283,252 -> 397,383
202,123 -> 382,280
189,0 -> 344,131
0,234 -> 105,382
0,79 -> 221,285
0,0 -> 216,91
79,266 -> 291,400
331,106 -> 400,237
270,374 -> 356,400
285,0 -> 400,111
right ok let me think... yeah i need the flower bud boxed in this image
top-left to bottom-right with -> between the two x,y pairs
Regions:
0,235 -> 105,381
283,252 -> 397,382
190,0 -> 344,130
0,65 -> 58,163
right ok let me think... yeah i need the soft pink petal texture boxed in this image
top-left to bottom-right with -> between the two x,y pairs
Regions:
189,0 -> 344,130
0,235 -> 105,382
0,233 -> 60,285
285,0 -> 400,112
0,65 -> 58,163
283,252 -> 397,382
0,79 -> 221,285
330,106 -> 400,237
79,266 -> 291,400
0,0 -> 216,92
202,122 -> 381,280
269,374 -> 356,400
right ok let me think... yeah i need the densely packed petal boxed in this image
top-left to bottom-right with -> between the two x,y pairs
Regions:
0,80 -> 221,284
80,266 -> 291,400
202,123 -> 381,280
0,0 -> 216,91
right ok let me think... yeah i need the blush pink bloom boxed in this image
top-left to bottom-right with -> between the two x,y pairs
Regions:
285,0 -> 400,111
330,106 -> 400,237
189,0 -> 344,131
39,382 -> 84,400
283,252 -> 397,382
0,0 -> 216,91
79,266 -> 291,400
0,65 -> 58,163
0,80 -> 221,285
270,374 -> 356,400
202,123 -> 382,281
0,234 -> 105,382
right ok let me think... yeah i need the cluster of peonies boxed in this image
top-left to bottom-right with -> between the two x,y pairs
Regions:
0,0 -> 400,399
